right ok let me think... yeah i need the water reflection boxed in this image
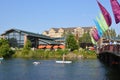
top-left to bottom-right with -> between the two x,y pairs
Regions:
105,67 -> 120,80
0,58 -> 119,80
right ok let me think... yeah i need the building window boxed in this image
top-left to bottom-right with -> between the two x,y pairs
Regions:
4,31 -> 25,48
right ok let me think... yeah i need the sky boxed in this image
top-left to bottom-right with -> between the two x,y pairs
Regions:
0,0 -> 120,35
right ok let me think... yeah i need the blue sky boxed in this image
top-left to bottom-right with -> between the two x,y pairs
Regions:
0,0 -> 120,34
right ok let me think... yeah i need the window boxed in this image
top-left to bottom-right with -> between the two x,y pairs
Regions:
5,31 -> 26,48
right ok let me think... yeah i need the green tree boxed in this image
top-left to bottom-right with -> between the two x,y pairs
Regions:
66,33 -> 79,51
24,39 -> 32,50
78,32 -> 93,48
103,28 -> 116,39
0,38 -> 14,58
22,39 -> 32,55
79,32 -> 92,43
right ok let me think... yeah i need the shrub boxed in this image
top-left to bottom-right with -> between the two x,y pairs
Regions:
0,38 -> 15,58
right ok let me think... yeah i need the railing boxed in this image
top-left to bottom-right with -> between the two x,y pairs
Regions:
99,44 -> 120,55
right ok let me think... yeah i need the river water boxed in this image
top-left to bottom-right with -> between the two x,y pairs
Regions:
0,58 -> 120,80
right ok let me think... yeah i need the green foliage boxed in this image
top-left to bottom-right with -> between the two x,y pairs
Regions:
13,48 -> 97,59
103,28 -> 116,39
21,39 -> 32,55
66,33 -> 79,51
73,48 -> 97,59
21,49 -> 29,55
79,32 -> 92,43
24,39 -> 32,50
0,38 -> 8,46
13,49 -> 69,59
0,38 -> 14,58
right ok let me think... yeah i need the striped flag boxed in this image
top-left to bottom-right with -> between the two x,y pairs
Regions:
110,0 -> 120,24
97,0 -> 112,26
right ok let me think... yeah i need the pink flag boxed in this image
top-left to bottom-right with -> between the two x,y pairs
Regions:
97,1 -> 112,26
91,28 -> 100,41
110,0 -> 120,24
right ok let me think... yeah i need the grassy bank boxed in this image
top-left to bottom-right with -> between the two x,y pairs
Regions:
12,48 -> 97,60
13,49 -> 68,59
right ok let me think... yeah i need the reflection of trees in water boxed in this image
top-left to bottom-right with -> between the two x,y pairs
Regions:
8,38 -> 17,47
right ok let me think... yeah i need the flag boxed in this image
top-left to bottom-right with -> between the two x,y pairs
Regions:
90,32 -> 97,45
94,19 -> 103,37
99,13 -> 109,31
92,28 -> 100,41
97,0 -> 112,26
110,0 -> 120,24
96,16 -> 106,32
91,28 -> 100,42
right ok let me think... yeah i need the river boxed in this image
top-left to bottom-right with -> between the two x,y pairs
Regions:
0,58 -> 120,80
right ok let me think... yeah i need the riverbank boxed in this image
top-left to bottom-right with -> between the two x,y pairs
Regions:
12,48 -> 97,60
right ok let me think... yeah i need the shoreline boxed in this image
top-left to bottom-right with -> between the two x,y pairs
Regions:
12,49 -> 97,60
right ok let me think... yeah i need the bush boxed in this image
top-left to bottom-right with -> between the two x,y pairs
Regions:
0,38 -> 15,58
13,49 -> 70,59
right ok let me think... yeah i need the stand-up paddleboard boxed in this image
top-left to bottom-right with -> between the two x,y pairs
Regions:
56,54 -> 72,63
56,61 -> 72,63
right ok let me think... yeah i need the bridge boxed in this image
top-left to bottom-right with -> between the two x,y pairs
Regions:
97,43 -> 120,68
97,38 -> 120,69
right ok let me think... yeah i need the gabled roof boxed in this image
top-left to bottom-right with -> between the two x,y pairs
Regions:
51,28 -> 59,32
1,28 -> 53,40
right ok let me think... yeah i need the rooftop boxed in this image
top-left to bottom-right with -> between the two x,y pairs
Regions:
1,28 -> 53,40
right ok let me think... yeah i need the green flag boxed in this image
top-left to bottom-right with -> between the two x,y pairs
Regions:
96,16 -> 106,32
90,32 -> 97,45
99,13 -> 109,31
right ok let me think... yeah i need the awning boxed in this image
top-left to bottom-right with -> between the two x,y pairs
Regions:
59,45 -> 65,49
46,45 -> 52,49
38,45 -> 45,49
53,45 -> 59,49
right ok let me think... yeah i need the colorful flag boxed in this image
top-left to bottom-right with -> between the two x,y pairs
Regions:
99,13 -> 109,31
110,0 -> 120,24
94,19 -> 103,37
90,32 -> 97,45
96,16 -> 106,32
97,0 -> 112,26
